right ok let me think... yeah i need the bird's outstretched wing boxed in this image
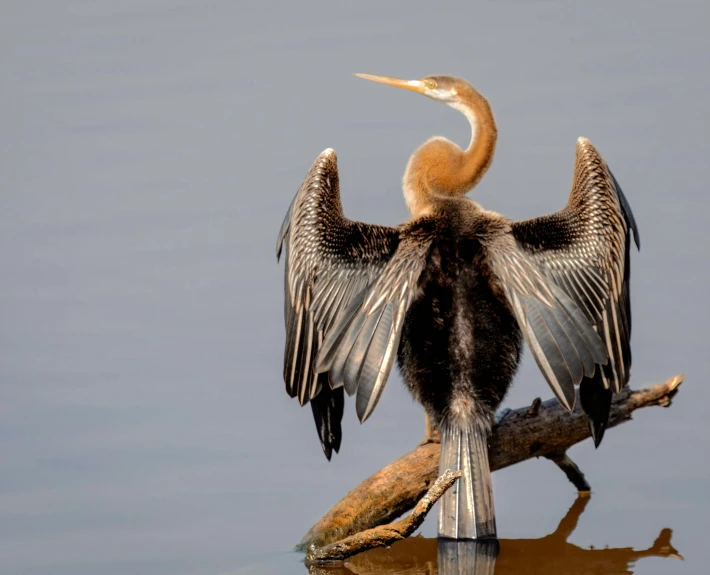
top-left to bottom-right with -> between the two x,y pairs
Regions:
486,228 -> 609,414
505,137 -> 639,444
316,223 -> 434,424
277,148 -> 400,458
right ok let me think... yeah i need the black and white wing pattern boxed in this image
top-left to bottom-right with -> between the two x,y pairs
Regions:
509,137 -> 640,444
276,148 -> 399,458
316,223 -> 434,424
486,228 -> 609,414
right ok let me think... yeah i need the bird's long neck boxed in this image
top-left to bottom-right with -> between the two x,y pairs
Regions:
403,88 -> 497,217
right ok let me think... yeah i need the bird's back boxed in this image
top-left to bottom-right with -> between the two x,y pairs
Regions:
397,201 -> 523,430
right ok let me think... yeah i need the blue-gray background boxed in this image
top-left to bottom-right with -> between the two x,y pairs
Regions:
1,1 -> 708,574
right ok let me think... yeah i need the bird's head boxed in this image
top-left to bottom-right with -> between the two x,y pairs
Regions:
354,73 -> 471,105
354,72 -> 496,212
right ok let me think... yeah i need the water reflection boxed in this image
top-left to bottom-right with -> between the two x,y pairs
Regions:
309,495 -> 681,574
437,539 -> 498,575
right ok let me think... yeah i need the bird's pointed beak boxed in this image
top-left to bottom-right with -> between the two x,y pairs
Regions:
354,73 -> 427,94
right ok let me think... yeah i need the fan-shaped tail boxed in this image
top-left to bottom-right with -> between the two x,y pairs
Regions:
438,424 -> 496,540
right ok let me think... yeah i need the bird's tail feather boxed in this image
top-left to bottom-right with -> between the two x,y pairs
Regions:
438,424 -> 496,539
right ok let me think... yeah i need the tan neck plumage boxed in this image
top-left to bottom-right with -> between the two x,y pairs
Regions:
403,87 -> 497,217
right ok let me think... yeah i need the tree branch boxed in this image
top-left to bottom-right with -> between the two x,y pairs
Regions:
305,469 -> 462,565
545,453 -> 591,492
297,375 -> 683,552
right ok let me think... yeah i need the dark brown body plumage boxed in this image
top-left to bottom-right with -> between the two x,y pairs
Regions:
398,203 -> 523,430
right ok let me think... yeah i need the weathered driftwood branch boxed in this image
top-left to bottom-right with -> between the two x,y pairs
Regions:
305,469 -> 462,565
545,452 -> 591,492
298,375 -> 683,552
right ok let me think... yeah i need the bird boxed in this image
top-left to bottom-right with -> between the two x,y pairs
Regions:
276,73 -> 639,540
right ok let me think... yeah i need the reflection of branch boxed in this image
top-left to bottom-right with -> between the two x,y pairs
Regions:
305,470 -> 461,565
548,492 -> 590,541
298,375 -> 684,551
309,496 -> 682,575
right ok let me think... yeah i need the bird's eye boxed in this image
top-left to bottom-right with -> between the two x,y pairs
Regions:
424,79 -> 437,90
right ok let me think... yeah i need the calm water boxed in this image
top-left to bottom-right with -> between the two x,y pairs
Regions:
1,1 -> 708,574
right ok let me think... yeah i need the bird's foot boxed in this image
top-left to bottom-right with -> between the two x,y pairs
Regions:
418,429 -> 441,446
419,413 -> 441,445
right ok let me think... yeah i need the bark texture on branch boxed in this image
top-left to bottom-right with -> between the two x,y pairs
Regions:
297,375 -> 683,552
305,470 -> 462,565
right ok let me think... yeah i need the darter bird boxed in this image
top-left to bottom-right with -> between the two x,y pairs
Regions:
276,73 -> 639,539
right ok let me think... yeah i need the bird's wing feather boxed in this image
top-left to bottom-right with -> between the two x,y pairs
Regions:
316,223 -> 434,423
277,148 -> 399,458
511,137 -> 639,394
486,231 -> 608,412
508,138 -> 639,444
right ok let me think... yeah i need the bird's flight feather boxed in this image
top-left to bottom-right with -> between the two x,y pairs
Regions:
507,137 -> 639,444
277,148 -> 403,457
